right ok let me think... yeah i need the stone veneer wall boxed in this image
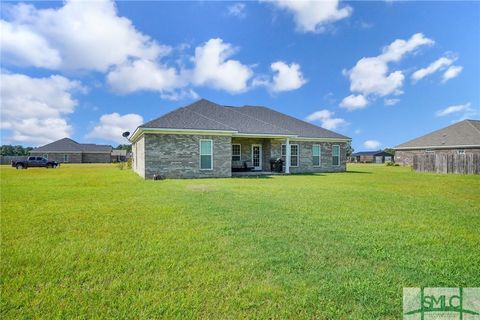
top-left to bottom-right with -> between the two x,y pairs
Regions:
133,136 -> 145,178
395,148 -> 480,166
270,140 -> 347,173
30,152 -> 82,163
143,134 -> 232,179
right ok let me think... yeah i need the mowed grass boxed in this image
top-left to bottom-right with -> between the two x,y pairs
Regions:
1,164 -> 479,319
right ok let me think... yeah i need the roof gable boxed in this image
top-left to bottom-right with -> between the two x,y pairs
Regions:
34,138 -> 83,152
33,138 -> 112,153
141,101 -> 235,131
395,119 -> 480,149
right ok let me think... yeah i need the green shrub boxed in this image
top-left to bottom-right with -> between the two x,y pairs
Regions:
385,161 -> 394,166
117,160 -> 132,170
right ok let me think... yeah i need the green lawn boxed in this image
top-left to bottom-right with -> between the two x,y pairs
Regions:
1,164 -> 479,319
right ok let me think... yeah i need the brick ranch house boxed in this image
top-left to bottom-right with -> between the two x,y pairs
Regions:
130,99 -> 351,179
30,138 -> 113,163
394,119 -> 480,165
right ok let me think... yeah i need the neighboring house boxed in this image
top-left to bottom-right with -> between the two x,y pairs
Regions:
130,99 -> 351,179
351,150 -> 394,163
394,119 -> 480,165
30,138 -> 113,163
111,149 -> 128,162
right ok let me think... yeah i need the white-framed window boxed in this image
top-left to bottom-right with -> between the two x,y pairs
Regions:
199,139 -> 213,170
457,149 -> 465,155
43,154 -> 48,160
282,144 -> 299,167
64,154 -> 69,163
312,144 -> 321,167
291,145 -> 299,167
332,145 -> 340,166
232,144 -> 241,161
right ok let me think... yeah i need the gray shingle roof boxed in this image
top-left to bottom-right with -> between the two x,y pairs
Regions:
234,105 -> 350,139
33,138 -> 112,153
141,103 -> 235,131
80,143 -> 113,152
394,119 -> 480,149
140,99 -> 350,139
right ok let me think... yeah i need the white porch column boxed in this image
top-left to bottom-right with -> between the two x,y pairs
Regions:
285,138 -> 291,174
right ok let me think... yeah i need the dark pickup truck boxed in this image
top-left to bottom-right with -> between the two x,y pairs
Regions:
12,156 -> 60,169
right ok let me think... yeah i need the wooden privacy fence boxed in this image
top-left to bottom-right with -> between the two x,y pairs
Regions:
413,154 -> 480,174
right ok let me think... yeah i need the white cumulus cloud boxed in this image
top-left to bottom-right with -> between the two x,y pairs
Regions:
305,109 -> 347,130
442,65 -> 463,83
0,20 -> 61,68
267,0 -> 352,33
340,94 -> 368,111
363,140 -> 381,149
107,59 -> 184,95
106,38 -> 255,97
192,38 -> 253,93
0,0 -> 164,72
378,33 -> 434,62
435,103 -> 473,117
1,1 -> 305,98
269,61 -> 307,92
0,72 -> 83,145
411,56 -> 454,82
86,113 -> 144,144
344,33 -> 434,106
384,98 -> 400,106
227,3 -> 246,18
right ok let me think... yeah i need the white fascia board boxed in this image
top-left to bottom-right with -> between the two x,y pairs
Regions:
128,127 -> 141,143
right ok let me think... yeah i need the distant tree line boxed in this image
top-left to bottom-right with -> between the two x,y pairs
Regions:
1,144 -> 131,155
1,145 -> 34,156
114,144 -> 132,153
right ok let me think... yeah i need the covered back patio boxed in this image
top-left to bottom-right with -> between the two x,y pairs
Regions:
230,136 -> 294,175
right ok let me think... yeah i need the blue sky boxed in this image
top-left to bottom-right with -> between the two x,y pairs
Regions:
1,0 -> 479,150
